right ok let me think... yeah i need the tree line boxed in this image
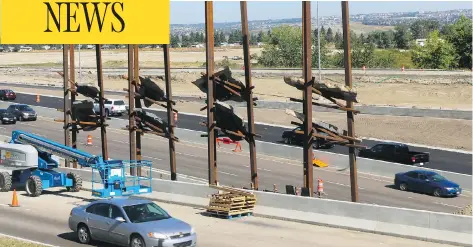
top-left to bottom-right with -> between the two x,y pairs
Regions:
257,15 -> 472,69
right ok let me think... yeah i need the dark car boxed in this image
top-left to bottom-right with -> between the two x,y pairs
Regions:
0,109 -> 16,124
7,104 -> 37,121
282,127 -> 334,149
0,90 -> 16,100
394,170 -> 461,197
358,143 -> 429,166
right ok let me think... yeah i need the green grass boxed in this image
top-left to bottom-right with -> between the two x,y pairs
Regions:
0,237 -> 48,247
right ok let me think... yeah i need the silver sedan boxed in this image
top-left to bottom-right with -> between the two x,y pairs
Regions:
68,198 -> 197,247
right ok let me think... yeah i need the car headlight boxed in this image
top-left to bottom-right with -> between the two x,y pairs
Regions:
22,113 -> 28,116
148,232 -> 169,240
444,187 -> 454,191
190,227 -> 195,234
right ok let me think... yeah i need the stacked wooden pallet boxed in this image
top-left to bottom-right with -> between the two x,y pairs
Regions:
206,185 -> 257,219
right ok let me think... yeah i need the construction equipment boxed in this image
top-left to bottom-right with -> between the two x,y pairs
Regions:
0,130 -> 152,198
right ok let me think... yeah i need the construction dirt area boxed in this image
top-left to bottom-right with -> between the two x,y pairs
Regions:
0,49 -> 472,150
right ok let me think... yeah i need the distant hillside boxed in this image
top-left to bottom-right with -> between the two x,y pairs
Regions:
171,8 -> 471,35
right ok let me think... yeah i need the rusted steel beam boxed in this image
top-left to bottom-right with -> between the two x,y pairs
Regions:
302,1 -> 314,196
69,45 -> 78,168
133,45 -> 142,177
128,45 -> 137,175
240,1 -> 258,190
62,45 -> 71,168
205,1 -> 217,185
163,44 -> 177,181
96,45 -> 109,161
342,1 -> 359,202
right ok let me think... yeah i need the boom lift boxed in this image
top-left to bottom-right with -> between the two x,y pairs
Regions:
0,130 -> 152,198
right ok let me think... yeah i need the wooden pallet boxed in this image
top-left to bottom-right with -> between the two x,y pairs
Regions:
206,185 -> 257,219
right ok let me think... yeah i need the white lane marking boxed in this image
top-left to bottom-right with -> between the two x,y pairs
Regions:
176,152 -> 203,158
241,165 -> 271,172
143,155 -> 162,161
433,202 -> 463,208
19,122 -> 38,127
0,232 -> 60,247
218,171 -> 238,177
325,181 -> 365,190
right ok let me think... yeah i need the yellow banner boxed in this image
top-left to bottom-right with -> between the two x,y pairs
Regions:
0,0 -> 170,44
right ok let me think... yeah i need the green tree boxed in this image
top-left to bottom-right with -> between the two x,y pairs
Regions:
443,15 -> 472,68
326,27 -> 334,43
410,19 -> 440,39
411,30 -> 456,69
334,31 -> 342,48
258,25 -> 303,67
257,31 -> 264,42
394,25 -> 411,49
170,34 -> 180,48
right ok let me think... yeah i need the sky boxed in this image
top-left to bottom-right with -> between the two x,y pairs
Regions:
170,1 -> 472,24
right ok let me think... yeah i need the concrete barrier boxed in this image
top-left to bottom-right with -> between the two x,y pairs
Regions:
108,177 -> 472,246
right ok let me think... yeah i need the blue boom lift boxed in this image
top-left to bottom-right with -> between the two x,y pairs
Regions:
1,130 -> 152,198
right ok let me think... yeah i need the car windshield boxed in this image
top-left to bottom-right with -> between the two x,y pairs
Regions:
18,106 -> 33,111
429,174 -> 446,181
114,100 -> 125,105
123,202 -> 171,223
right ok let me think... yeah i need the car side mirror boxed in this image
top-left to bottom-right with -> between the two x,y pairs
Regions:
425,179 -> 430,182
115,217 -> 126,223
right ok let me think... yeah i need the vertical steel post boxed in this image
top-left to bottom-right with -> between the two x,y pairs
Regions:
163,44 -> 177,181
205,1 -> 217,185
96,45 -> 109,161
63,45 -> 71,168
133,45 -> 142,176
128,45 -> 137,175
342,1 -> 359,202
240,1 -> 258,190
70,45 -> 78,168
302,1 -> 314,195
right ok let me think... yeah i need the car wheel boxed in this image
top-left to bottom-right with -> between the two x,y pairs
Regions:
433,188 -> 442,197
130,234 -> 146,247
77,224 -> 92,244
105,109 -> 110,117
283,138 -> 290,144
399,183 -> 408,191
0,172 -> 12,192
1,121 -> 4,125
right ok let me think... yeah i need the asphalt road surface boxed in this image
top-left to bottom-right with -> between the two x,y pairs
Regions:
0,188 -> 447,247
6,91 -> 473,175
0,116 -> 470,214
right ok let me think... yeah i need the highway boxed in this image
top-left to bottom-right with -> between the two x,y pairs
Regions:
0,188 -> 445,247
0,111 -> 470,214
6,91 -> 473,175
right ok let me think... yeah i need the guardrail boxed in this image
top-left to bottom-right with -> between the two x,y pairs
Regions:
61,168 -> 472,246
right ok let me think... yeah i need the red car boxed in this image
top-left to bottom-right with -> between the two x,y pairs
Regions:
0,90 -> 16,100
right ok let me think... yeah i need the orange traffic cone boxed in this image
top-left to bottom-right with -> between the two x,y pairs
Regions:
36,95 -> 40,103
401,65 -> 405,72
317,178 -> 324,198
10,189 -> 19,207
86,135 -> 92,146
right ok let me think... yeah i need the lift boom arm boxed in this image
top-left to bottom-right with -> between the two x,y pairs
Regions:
10,130 -> 104,168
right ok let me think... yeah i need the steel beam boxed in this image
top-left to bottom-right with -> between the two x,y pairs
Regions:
163,44 -> 177,181
95,45 -> 109,161
133,45 -> 142,176
62,45 -> 71,168
205,1 -> 217,185
240,1 -> 258,190
302,1 -> 314,195
342,1 -> 359,202
69,45 -> 78,168
128,45 -> 137,175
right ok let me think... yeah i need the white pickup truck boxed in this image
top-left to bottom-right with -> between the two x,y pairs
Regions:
93,99 -> 127,117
